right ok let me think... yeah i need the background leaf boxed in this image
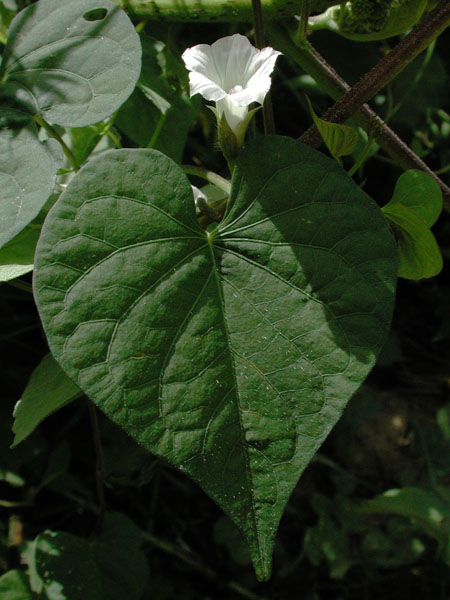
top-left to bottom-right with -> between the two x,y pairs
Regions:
384,170 -> 442,227
364,487 -> 450,555
34,137 -> 397,579
115,35 -> 200,163
383,170 -> 443,280
26,513 -> 149,600
12,353 -> 82,447
0,0 -> 141,127
0,223 -> 39,281
0,111 -> 61,248
306,96 -> 359,160
0,570 -> 37,600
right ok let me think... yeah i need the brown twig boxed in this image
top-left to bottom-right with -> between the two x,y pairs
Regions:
266,22 -> 450,210
299,1 -> 450,144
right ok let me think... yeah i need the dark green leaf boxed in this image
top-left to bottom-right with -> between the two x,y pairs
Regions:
12,353 -> 82,447
1,0 -> 141,127
0,223 -> 39,281
27,513 -> 149,600
34,136 -> 396,579
364,487 -> 450,551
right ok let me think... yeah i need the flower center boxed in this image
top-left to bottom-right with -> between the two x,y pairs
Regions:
228,84 -> 244,95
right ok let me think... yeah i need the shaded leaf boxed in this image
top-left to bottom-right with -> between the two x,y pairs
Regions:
27,513 -> 149,600
1,0 -> 141,127
0,570 -> 37,600
115,34 -> 199,163
0,110 -> 61,248
34,136 -> 396,579
364,487 -> 450,552
0,223 -> 39,281
12,353 -> 82,447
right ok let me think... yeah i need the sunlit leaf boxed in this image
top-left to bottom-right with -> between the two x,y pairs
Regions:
0,0 -> 141,127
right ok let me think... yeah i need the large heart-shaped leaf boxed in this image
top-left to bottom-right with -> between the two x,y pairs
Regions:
0,111 -> 61,248
0,0 -> 141,127
34,136 -> 397,579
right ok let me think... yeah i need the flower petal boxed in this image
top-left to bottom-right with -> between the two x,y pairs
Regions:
182,43 -> 222,86
244,47 -> 282,104
216,96 -> 248,133
188,71 -> 227,102
209,34 -> 259,93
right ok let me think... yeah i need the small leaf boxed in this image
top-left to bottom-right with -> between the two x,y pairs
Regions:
0,223 -> 39,281
0,570 -> 37,600
306,96 -> 358,160
27,513 -> 149,600
34,136 -> 396,579
0,110 -> 60,248
385,170 -> 442,227
1,0 -> 141,127
364,487 -> 450,549
383,170 -> 443,280
12,353 -> 82,447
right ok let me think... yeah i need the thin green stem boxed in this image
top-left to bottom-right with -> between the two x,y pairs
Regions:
6,279 -> 33,293
181,165 -> 231,195
251,0 -> 276,135
87,400 -> 106,530
295,0 -> 311,46
147,112 -> 168,149
347,138 -> 375,177
34,114 -> 79,171
386,40 -> 436,123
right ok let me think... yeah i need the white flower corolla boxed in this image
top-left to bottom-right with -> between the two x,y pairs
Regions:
182,34 -> 281,142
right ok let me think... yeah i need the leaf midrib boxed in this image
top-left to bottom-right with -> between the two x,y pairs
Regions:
207,235 -> 262,570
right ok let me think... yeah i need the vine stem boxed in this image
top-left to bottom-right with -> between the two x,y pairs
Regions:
295,0 -> 311,46
33,114 -> 79,171
299,2 -> 450,147
87,400 -> 106,529
267,23 -> 450,211
181,164 -> 231,195
251,0 -> 276,134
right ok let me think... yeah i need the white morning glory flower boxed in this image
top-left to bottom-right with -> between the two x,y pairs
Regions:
182,34 -> 281,145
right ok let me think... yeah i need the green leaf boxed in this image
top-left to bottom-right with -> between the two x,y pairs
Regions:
0,223 -> 39,281
34,136 -> 397,579
27,513 -> 149,600
382,170 -> 443,280
0,2 -> 14,45
306,96 -> 358,161
1,0 -> 141,127
0,111 -> 61,248
364,487 -> 450,550
115,35 -> 199,163
12,353 -> 82,447
384,170 -> 442,228
0,570 -> 37,600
